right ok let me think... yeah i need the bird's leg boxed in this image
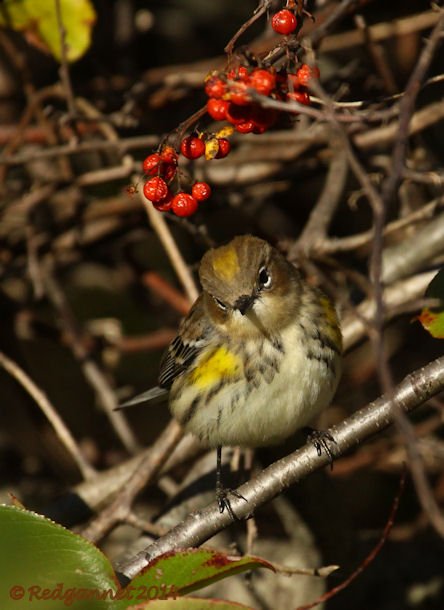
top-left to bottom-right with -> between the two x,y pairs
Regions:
304,427 -> 337,468
215,446 -> 247,520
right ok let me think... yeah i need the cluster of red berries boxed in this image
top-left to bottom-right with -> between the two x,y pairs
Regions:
206,66 -> 278,135
139,61 -> 318,217
141,145 -> 212,217
204,61 -> 319,135
137,4 -> 317,218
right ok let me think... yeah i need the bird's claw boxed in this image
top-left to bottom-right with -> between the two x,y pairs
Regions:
305,427 -> 337,468
217,487 -> 248,520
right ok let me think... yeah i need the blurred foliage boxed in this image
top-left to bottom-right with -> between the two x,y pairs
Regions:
0,0 -> 96,62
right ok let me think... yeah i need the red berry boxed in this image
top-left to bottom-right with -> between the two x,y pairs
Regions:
171,192 -> 198,217
207,98 -> 229,121
153,190 -> 173,212
142,153 -> 162,176
226,102 -> 253,125
296,64 -> 320,87
161,163 -> 177,182
250,69 -> 276,96
143,177 -> 169,202
238,66 -> 250,81
160,146 -> 178,164
205,76 -> 226,99
287,91 -> 311,105
227,66 -> 249,82
235,120 -> 255,134
229,82 -> 251,106
271,9 -> 297,35
143,152 -> 176,181
180,136 -> 205,159
192,182 -> 212,201
215,138 -> 231,159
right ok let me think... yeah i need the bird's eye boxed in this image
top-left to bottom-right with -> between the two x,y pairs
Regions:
214,297 -> 227,311
258,266 -> 272,289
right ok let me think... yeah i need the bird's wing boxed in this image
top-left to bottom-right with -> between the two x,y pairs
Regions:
158,294 -> 212,389
117,295 -> 212,409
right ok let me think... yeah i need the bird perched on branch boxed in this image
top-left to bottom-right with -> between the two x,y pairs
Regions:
121,235 -> 342,515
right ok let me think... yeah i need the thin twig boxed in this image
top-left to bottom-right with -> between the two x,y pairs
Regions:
363,18 -> 444,537
0,134 -> 158,166
60,435 -> 201,521
309,0 -> 376,47
295,468 -> 407,610
224,0 -> 272,55
74,96 -> 199,304
299,195 -> 444,256
54,0 -> 76,116
319,8 -> 441,52
373,10 -> 444,392
118,329 -> 177,354
382,212 -> 444,284
342,270 -> 436,351
0,350 -> 95,480
142,271 -> 191,315
139,186 -> 199,303
81,420 -> 184,542
292,137 -> 348,256
42,260 -> 140,454
354,14 -> 398,94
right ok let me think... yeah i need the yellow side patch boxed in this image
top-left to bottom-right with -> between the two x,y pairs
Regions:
320,296 -> 338,325
211,246 -> 240,281
190,347 -> 241,389
320,296 -> 342,350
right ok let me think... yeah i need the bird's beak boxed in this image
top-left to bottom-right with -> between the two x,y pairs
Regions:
234,294 -> 255,315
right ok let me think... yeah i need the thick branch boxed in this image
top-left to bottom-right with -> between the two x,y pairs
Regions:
116,355 -> 444,580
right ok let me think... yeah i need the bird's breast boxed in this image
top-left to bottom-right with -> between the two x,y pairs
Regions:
169,323 -> 340,448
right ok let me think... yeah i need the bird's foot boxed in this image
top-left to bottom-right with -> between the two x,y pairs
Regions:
216,486 -> 248,520
304,427 -> 337,468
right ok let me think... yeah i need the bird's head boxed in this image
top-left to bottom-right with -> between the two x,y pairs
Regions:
199,235 -> 301,337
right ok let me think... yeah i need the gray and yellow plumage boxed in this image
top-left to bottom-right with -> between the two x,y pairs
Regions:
124,235 -> 342,450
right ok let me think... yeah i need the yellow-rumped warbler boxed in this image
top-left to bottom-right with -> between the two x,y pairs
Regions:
122,235 -> 342,512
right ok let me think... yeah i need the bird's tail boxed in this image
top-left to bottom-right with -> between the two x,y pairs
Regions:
117,386 -> 168,409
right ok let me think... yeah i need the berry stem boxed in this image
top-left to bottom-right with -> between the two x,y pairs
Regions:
172,106 -> 208,151
224,1 -> 272,55
139,186 -> 199,302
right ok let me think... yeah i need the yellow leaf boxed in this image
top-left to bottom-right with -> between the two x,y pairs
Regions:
216,125 -> 234,138
205,137 -> 220,160
0,0 -> 96,62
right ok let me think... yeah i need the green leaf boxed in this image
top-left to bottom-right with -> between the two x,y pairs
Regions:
418,268 -> 444,339
0,0 -> 96,62
0,507 -> 272,610
0,505 -> 118,610
115,548 -> 274,608
129,596 -> 255,609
